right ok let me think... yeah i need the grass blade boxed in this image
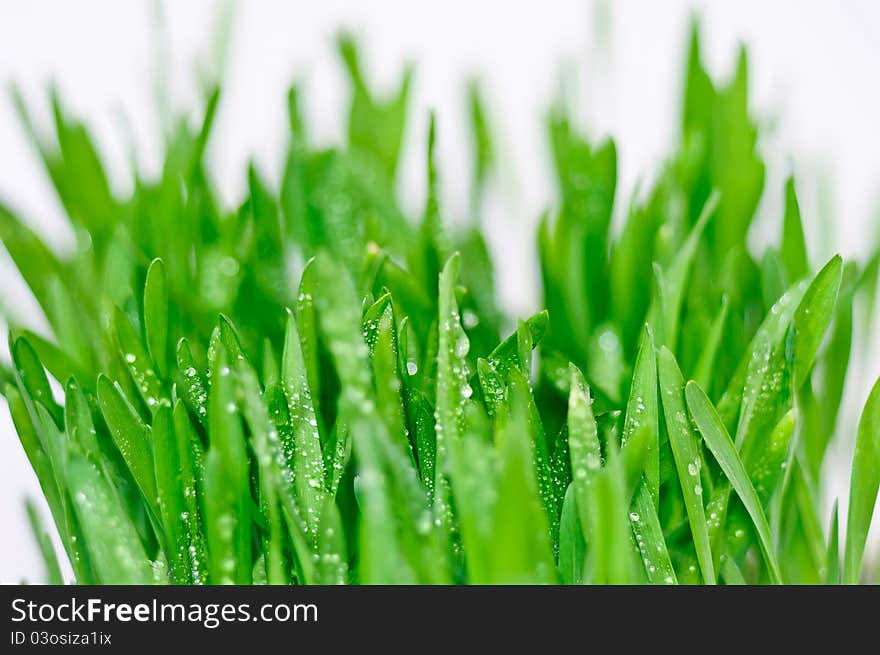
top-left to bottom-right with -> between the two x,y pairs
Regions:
659,346 -> 715,584
843,376 -> 880,584
686,380 -> 783,584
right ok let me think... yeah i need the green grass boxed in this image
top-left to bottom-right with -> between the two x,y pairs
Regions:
2,23 -> 879,585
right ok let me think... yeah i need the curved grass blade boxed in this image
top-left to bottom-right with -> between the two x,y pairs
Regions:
96,375 -> 158,517
685,380 -> 783,584
792,255 -> 842,389
10,335 -> 64,430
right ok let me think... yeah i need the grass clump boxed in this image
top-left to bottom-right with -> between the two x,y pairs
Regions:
1,24 -> 879,585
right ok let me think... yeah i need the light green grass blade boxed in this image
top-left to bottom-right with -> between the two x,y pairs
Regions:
781,177 -> 809,282
843,376 -> 880,584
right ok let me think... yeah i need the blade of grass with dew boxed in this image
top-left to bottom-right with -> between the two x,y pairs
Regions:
621,330 -> 676,584
371,303 -> 415,463
567,364 -> 601,544
658,346 -> 715,583
490,375 -> 556,584
152,405 -> 190,583
558,483 -> 586,584
171,401 -> 209,584
281,309 -> 326,536
96,375 -> 158,518
66,454 -> 153,584
433,253 -> 469,542
112,305 -> 167,413
235,361 -> 289,585
203,346 -> 251,584
685,380 -> 783,583
317,494 -> 347,584
176,338 -> 209,425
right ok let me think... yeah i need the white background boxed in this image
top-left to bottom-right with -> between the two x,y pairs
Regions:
0,0 -> 878,583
